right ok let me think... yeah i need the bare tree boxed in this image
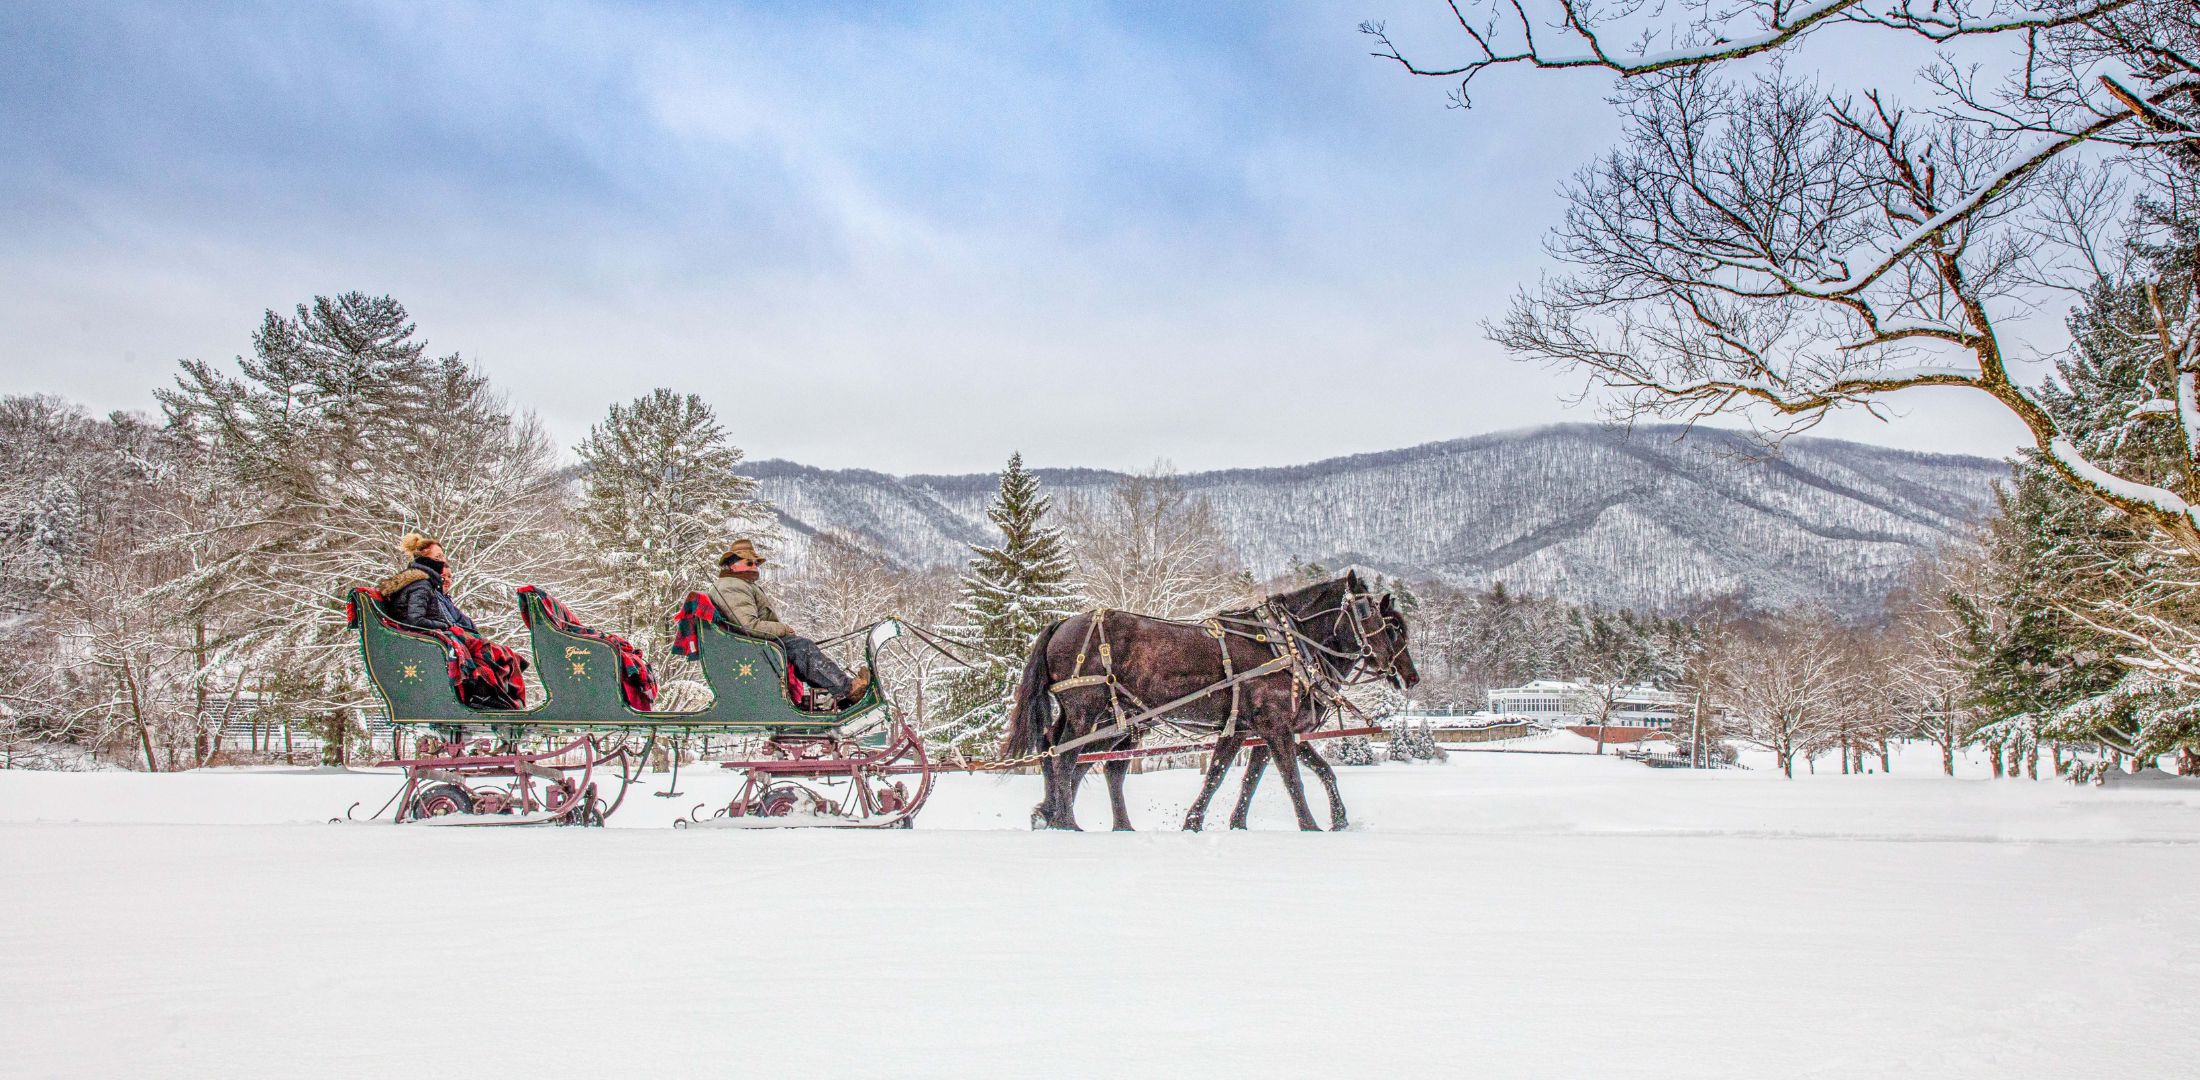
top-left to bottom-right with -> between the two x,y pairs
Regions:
1370,1 -> 2199,543
1885,547 -> 1987,775
1671,596 -> 1746,767
1364,3 -> 2135,96
1714,609 -> 1856,776
1560,611 -> 1657,753
0,399 -> 216,768
1059,465 -> 1255,619
774,532 -> 964,738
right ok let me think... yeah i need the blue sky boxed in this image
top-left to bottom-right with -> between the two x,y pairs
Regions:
0,0 -> 2034,472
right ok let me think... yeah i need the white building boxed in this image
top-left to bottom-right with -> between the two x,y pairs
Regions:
1485,679 -> 1685,729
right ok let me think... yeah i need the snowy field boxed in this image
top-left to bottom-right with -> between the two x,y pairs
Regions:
4,741 -> 2198,1079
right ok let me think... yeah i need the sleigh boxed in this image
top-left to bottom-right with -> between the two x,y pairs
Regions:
345,586 -> 930,828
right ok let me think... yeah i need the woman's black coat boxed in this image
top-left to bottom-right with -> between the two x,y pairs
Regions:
383,557 -> 478,634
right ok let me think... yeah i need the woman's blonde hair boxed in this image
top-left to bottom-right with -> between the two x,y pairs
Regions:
400,532 -> 439,557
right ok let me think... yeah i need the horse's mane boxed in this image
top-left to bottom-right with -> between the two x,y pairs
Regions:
1240,572 -> 1358,620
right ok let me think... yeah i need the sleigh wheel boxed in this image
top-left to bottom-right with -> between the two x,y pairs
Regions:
411,783 -> 475,819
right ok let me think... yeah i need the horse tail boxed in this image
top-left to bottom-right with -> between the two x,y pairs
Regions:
1004,618 -> 1064,759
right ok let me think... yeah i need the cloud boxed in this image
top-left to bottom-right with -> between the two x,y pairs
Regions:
0,0 -> 2033,472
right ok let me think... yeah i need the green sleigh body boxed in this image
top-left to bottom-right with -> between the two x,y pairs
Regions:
343,586 -> 927,827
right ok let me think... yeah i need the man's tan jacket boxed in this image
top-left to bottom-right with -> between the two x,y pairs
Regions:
706,574 -> 795,639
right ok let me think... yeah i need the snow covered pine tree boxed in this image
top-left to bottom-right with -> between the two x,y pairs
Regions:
933,453 -> 1081,758
156,293 -> 589,764
575,388 -> 773,676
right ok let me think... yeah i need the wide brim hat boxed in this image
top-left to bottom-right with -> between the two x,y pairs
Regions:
720,538 -> 767,566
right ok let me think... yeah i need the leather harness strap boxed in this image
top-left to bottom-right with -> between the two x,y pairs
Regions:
1049,653 -> 1296,758
1205,617 -> 1240,739
1039,587 -> 1403,760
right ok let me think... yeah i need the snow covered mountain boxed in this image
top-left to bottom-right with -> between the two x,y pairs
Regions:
750,424 -> 2008,614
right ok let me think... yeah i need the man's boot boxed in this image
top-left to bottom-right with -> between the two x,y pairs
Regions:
840,667 -> 873,707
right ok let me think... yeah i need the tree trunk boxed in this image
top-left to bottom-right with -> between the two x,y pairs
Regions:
1941,737 -> 1955,776
326,711 -> 346,768
192,622 -> 210,768
118,656 -> 159,773
1878,738 -> 1890,773
208,674 -> 245,763
1989,744 -> 2005,778
2026,742 -> 2039,780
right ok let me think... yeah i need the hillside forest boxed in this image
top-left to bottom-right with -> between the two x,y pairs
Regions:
0,285 -> 2184,779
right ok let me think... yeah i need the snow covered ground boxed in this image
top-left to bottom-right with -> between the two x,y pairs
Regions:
3,742 -> 2197,1078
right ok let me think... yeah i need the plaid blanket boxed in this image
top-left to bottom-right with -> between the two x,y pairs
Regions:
671,592 -> 718,660
347,588 -> 528,710
518,585 -> 657,711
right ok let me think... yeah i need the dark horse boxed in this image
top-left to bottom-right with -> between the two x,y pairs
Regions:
1003,572 -> 1419,831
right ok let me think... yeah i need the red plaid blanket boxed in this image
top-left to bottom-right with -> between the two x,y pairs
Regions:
672,592 -> 718,660
347,588 -> 528,710
518,586 -> 657,711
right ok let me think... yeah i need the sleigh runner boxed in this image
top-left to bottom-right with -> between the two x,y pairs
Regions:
345,585 -> 930,827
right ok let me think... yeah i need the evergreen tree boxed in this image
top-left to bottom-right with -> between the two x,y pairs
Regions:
933,453 -> 1080,756
1327,735 -> 1378,766
574,389 -> 768,667
1957,252 -> 2200,767
156,294 -> 587,763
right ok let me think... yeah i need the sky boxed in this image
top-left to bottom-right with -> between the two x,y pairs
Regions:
0,0 -> 2044,474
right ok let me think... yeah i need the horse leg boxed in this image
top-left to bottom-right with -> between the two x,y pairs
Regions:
1299,743 -> 1349,831
1266,734 -> 1321,831
1228,744 -> 1271,830
1035,754 -> 1085,831
1105,759 -> 1134,831
1058,759 -> 1095,831
1033,754 -> 1063,829
1183,734 -> 1244,831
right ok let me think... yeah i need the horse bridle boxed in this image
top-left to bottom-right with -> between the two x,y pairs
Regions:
1277,590 -> 1407,689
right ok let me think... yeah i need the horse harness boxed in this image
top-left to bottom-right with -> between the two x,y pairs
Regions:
1042,592 -> 1398,759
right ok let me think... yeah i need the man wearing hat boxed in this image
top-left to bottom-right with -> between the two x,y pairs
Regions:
707,539 -> 871,707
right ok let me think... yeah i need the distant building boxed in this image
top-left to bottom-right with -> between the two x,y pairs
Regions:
1376,705 -> 1542,745
1485,679 -> 1685,730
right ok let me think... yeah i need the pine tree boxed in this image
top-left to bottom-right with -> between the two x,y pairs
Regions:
1958,254 -> 2200,766
574,389 -> 768,667
933,453 -> 1080,756
156,294 -> 587,763
1327,735 -> 1378,766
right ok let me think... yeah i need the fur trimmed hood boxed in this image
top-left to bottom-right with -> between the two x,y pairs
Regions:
378,567 -> 431,596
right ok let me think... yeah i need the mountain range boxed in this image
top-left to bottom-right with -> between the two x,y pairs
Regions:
748,424 -> 2009,614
